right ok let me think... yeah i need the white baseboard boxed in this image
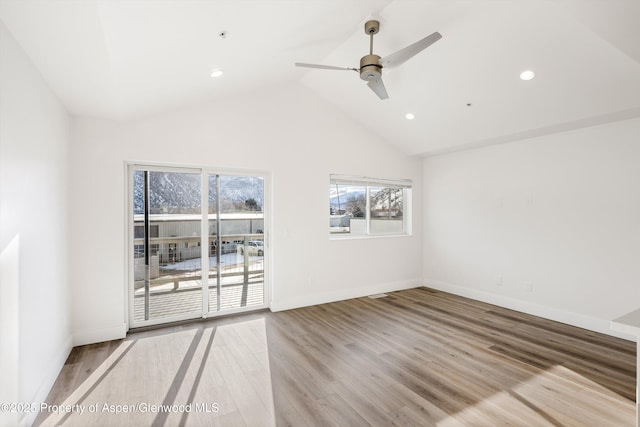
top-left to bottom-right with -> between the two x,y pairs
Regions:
19,334 -> 73,427
73,323 -> 127,347
270,278 -> 422,312
424,279 -> 636,342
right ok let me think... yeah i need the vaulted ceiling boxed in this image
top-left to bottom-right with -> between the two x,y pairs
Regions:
2,0 -> 639,156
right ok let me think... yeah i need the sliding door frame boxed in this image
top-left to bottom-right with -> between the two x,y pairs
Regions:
125,162 -> 271,330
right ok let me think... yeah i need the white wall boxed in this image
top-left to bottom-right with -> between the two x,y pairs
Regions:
70,84 -> 423,344
0,22 -> 72,426
423,117 -> 640,338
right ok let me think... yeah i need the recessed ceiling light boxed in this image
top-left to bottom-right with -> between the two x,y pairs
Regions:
520,70 -> 535,81
210,69 -> 224,78
405,113 -> 415,120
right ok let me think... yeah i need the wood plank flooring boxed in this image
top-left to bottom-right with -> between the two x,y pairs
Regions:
34,287 -> 635,426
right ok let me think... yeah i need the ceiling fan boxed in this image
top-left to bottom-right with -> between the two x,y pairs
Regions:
295,20 -> 442,100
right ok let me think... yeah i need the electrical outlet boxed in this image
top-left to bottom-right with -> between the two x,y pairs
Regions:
525,282 -> 533,292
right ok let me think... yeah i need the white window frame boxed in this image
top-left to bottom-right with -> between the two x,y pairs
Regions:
329,174 -> 412,239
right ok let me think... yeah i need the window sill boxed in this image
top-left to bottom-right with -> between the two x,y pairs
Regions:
329,233 -> 412,241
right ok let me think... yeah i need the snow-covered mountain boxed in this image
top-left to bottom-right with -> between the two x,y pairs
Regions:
133,171 -> 263,214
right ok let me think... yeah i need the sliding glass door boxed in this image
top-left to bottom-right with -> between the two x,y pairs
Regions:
129,165 -> 267,328
207,174 -> 265,314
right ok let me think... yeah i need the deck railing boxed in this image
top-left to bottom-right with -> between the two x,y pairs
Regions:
133,234 -> 264,293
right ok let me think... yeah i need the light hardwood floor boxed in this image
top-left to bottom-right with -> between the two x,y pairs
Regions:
34,287 -> 635,426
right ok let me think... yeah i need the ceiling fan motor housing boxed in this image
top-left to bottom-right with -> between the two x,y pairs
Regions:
360,54 -> 382,81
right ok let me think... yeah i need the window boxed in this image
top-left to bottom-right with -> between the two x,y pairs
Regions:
330,175 -> 411,237
134,224 -> 158,239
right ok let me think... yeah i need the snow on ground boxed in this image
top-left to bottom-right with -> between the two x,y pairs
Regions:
160,253 -> 262,271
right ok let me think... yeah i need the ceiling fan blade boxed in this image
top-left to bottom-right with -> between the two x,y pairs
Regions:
380,32 -> 442,68
295,62 -> 356,71
367,77 -> 389,100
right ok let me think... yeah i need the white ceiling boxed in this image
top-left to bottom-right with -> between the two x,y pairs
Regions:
1,0 -> 639,156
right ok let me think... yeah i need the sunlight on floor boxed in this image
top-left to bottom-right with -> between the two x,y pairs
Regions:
437,365 -> 635,427
36,318 -> 275,426
35,340 -> 136,426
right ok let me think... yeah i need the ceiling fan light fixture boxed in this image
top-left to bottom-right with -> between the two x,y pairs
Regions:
210,69 -> 224,78
520,70 -> 535,81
